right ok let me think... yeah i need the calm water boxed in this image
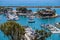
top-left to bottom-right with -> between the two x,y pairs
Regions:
0,0 -> 60,6
0,0 -> 60,40
0,13 -> 60,40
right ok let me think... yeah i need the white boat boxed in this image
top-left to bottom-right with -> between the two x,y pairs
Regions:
41,24 -> 60,33
25,27 -> 35,40
28,20 -> 35,23
55,22 -> 60,29
55,22 -> 60,25
14,15 -> 19,20
7,13 -> 19,20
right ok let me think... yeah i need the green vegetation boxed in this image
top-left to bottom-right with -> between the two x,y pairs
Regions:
16,7 -> 27,13
34,30 -> 51,40
0,6 -> 5,12
0,21 -> 25,40
0,21 -> 51,40
4,7 -> 13,11
16,7 -> 32,13
27,9 -> 32,13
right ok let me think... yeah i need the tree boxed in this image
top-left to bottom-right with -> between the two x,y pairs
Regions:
52,9 -> 56,15
42,9 -> 46,12
0,21 -> 25,40
34,30 -> 52,40
16,7 -> 27,13
46,7 -> 51,9
0,6 -> 5,12
27,10 -> 32,13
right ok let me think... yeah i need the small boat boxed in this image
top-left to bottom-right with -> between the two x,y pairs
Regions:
14,16 -> 19,20
55,22 -> 60,25
7,13 -> 19,20
28,15 -> 35,20
55,22 -> 60,29
28,20 -> 35,23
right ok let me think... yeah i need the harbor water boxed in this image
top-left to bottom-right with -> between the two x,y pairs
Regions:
0,0 -> 60,40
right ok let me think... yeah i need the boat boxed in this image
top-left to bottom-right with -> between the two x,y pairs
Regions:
29,15 -> 35,20
7,13 -> 19,20
25,27 -> 35,40
41,24 -> 60,33
37,8 -> 57,18
55,22 -> 60,25
28,20 -> 35,23
55,22 -> 60,29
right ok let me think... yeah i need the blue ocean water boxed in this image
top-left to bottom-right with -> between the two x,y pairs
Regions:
0,14 -> 60,40
0,0 -> 60,6
0,0 -> 60,40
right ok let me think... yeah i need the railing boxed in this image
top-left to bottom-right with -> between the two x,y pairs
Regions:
0,6 -> 60,8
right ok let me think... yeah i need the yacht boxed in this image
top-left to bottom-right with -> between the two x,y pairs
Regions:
37,8 -> 57,18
